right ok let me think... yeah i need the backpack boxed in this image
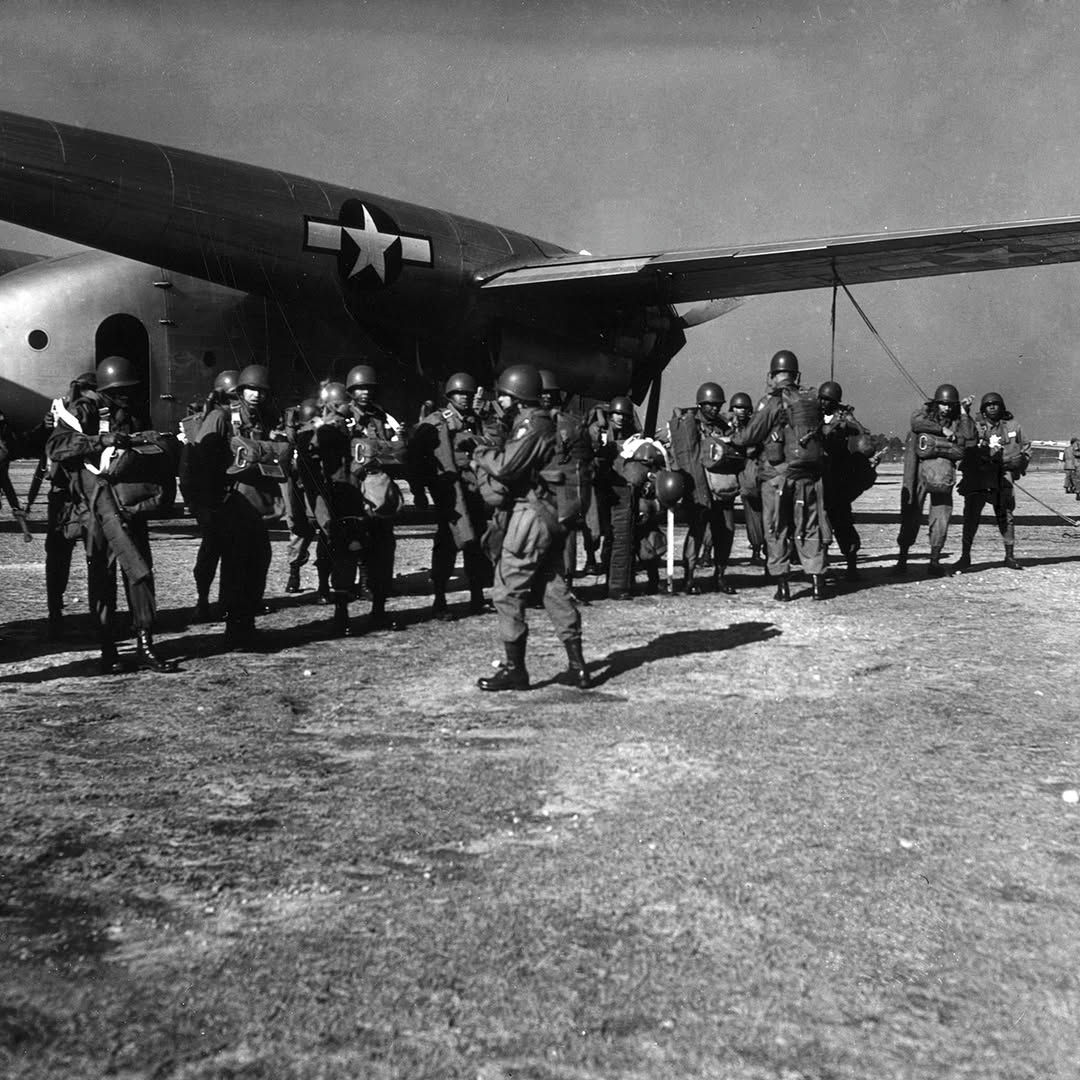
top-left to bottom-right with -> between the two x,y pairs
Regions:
780,389 -> 825,477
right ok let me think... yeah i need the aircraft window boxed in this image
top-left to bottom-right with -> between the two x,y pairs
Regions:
28,329 -> 49,350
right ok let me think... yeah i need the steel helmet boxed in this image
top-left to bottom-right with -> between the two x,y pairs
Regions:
655,469 -> 688,508
696,382 -> 725,405
631,441 -> 666,468
444,371 -> 478,396
238,364 -> 271,392
495,364 -> 542,404
769,350 -> 799,374
319,381 -> 349,407
608,395 -> 635,417
933,383 -> 960,405
729,392 -> 753,410
818,380 -> 843,405
213,369 -> 240,395
538,369 -> 561,393
96,355 -> 141,392
980,391 -> 1005,411
298,397 -> 320,423
346,364 -> 378,390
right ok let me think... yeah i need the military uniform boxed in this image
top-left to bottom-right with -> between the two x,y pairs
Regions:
728,410 -> 765,564
412,399 -> 497,614
730,385 -> 827,593
956,400 -> 1030,569
819,400 -> 876,578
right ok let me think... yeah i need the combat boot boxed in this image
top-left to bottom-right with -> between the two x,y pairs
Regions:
477,640 -> 529,692
683,561 -> 700,595
331,598 -> 351,637
99,640 -> 124,676
845,552 -> 859,581
1003,545 -> 1023,570
432,590 -> 453,621
468,591 -> 494,616
135,630 -> 178,673
749,546 -> 764,566
953,546 -> 972,572
810,574 -> 828,601
927,548 -> 946,576
190,595 -> 213,623
713,570 -> 735,595
284,566 -> 302,593
564,638 -> 592,689
224,617 -> 258,651
773,575 -> 791,602
889,549 -> 909,576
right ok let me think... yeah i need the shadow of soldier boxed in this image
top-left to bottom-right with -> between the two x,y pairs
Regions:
583,620 -> 781,689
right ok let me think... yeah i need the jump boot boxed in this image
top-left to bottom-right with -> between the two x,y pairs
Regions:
284,565 -> 302,593
477,639 -> 530,691
890,548 -> 909,576
99,636 -> 124,676
810,574 -> 828,601
1003,545 -> 1023,570
773,574 -> 791,602
845,551 -> 860,581
564,638 -> 592,689
953,544 -> 972,572
927,548 -> 946,576
135,630 -> 178,672
713,567 -> 735,595
331,596 -> 351,637
683,560 -> 700,596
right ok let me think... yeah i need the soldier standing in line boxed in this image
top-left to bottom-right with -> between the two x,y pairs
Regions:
197,363 -> 288,649
669,382 -> 739,595
537,370 -> 594,594
587,395 -> 638,586
282,397 -> 330,600
344,363 -> 401,624
817,380 -> 878,582
46,356 -> 177,673
954,391 -> 1031,571
728,391 -> 766,568
729,350 -> 829,601
410,371 -> 498,619
892,383 -> 975,577
180,369 -> 238,623
472,364 -> 590,691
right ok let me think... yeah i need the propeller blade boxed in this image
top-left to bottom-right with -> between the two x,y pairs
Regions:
675,297 -> 744,329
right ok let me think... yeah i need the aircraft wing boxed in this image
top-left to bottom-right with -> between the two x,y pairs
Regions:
478,217 -> 1080,303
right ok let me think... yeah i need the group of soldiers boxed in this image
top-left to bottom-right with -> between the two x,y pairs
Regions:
6,347 -> 1032,687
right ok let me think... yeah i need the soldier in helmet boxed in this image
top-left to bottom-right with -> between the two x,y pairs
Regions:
345,363 -> 401,440
1064,436 -> 1080,499
954,391 -> 1031,571
537,369 -> 594,592
587,395 -> 638,580
179,369 -> 239,623
197,363 -> 287,647
410,371 -> 499,618
729,350 -> 829,600
472,364 -> 590,691
46,355 -> 177,673
282,396 -> 329,599
728,391 -> 766,567
818,380 -> 878,581
669,381 -> 740,595
893,383 -> 975,576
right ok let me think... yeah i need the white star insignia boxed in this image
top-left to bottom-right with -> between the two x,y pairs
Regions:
342,205 -> 400,282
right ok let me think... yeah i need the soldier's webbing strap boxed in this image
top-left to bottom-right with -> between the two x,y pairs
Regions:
89,483 -> 152,584
606,483 -> 636,599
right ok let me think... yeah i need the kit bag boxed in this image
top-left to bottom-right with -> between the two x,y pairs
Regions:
919,456 -> 956,494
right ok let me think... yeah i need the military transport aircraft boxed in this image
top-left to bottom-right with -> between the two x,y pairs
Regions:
4,108 -> 1080,434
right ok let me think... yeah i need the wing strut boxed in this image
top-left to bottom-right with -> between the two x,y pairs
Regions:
644,371 -> 662,437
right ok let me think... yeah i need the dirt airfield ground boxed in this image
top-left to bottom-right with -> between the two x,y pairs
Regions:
2,462 -> 1080,1079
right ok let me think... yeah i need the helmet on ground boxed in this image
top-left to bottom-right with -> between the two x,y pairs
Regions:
656,469 -> 688,508
980,391 -> 1005,411
444,371 -> 478,396
769,350 -> 799,375
495,364 -> 542,404
933,383 -> 960,405
96,355 -> 141,392
298,398 -> 320,423
696,382 -> 725,405
819,380 -> 843,405
213,369 -> 240,395
729,392 -> 753,410
238,364 -> 271,392
346,364 -> 378,390
608,395 -> 635,417
319,382 -> 349,407
538,369 -> 561,393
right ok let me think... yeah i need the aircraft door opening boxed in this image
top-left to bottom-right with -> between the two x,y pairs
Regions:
96,313 -> 151,424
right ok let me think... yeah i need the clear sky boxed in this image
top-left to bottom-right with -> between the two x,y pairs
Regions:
4,0 -> 1080,435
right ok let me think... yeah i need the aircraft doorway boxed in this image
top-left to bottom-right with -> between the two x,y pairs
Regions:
96,314 -> 151,423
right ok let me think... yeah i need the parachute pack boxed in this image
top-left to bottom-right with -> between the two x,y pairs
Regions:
779,389 -> 825,477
